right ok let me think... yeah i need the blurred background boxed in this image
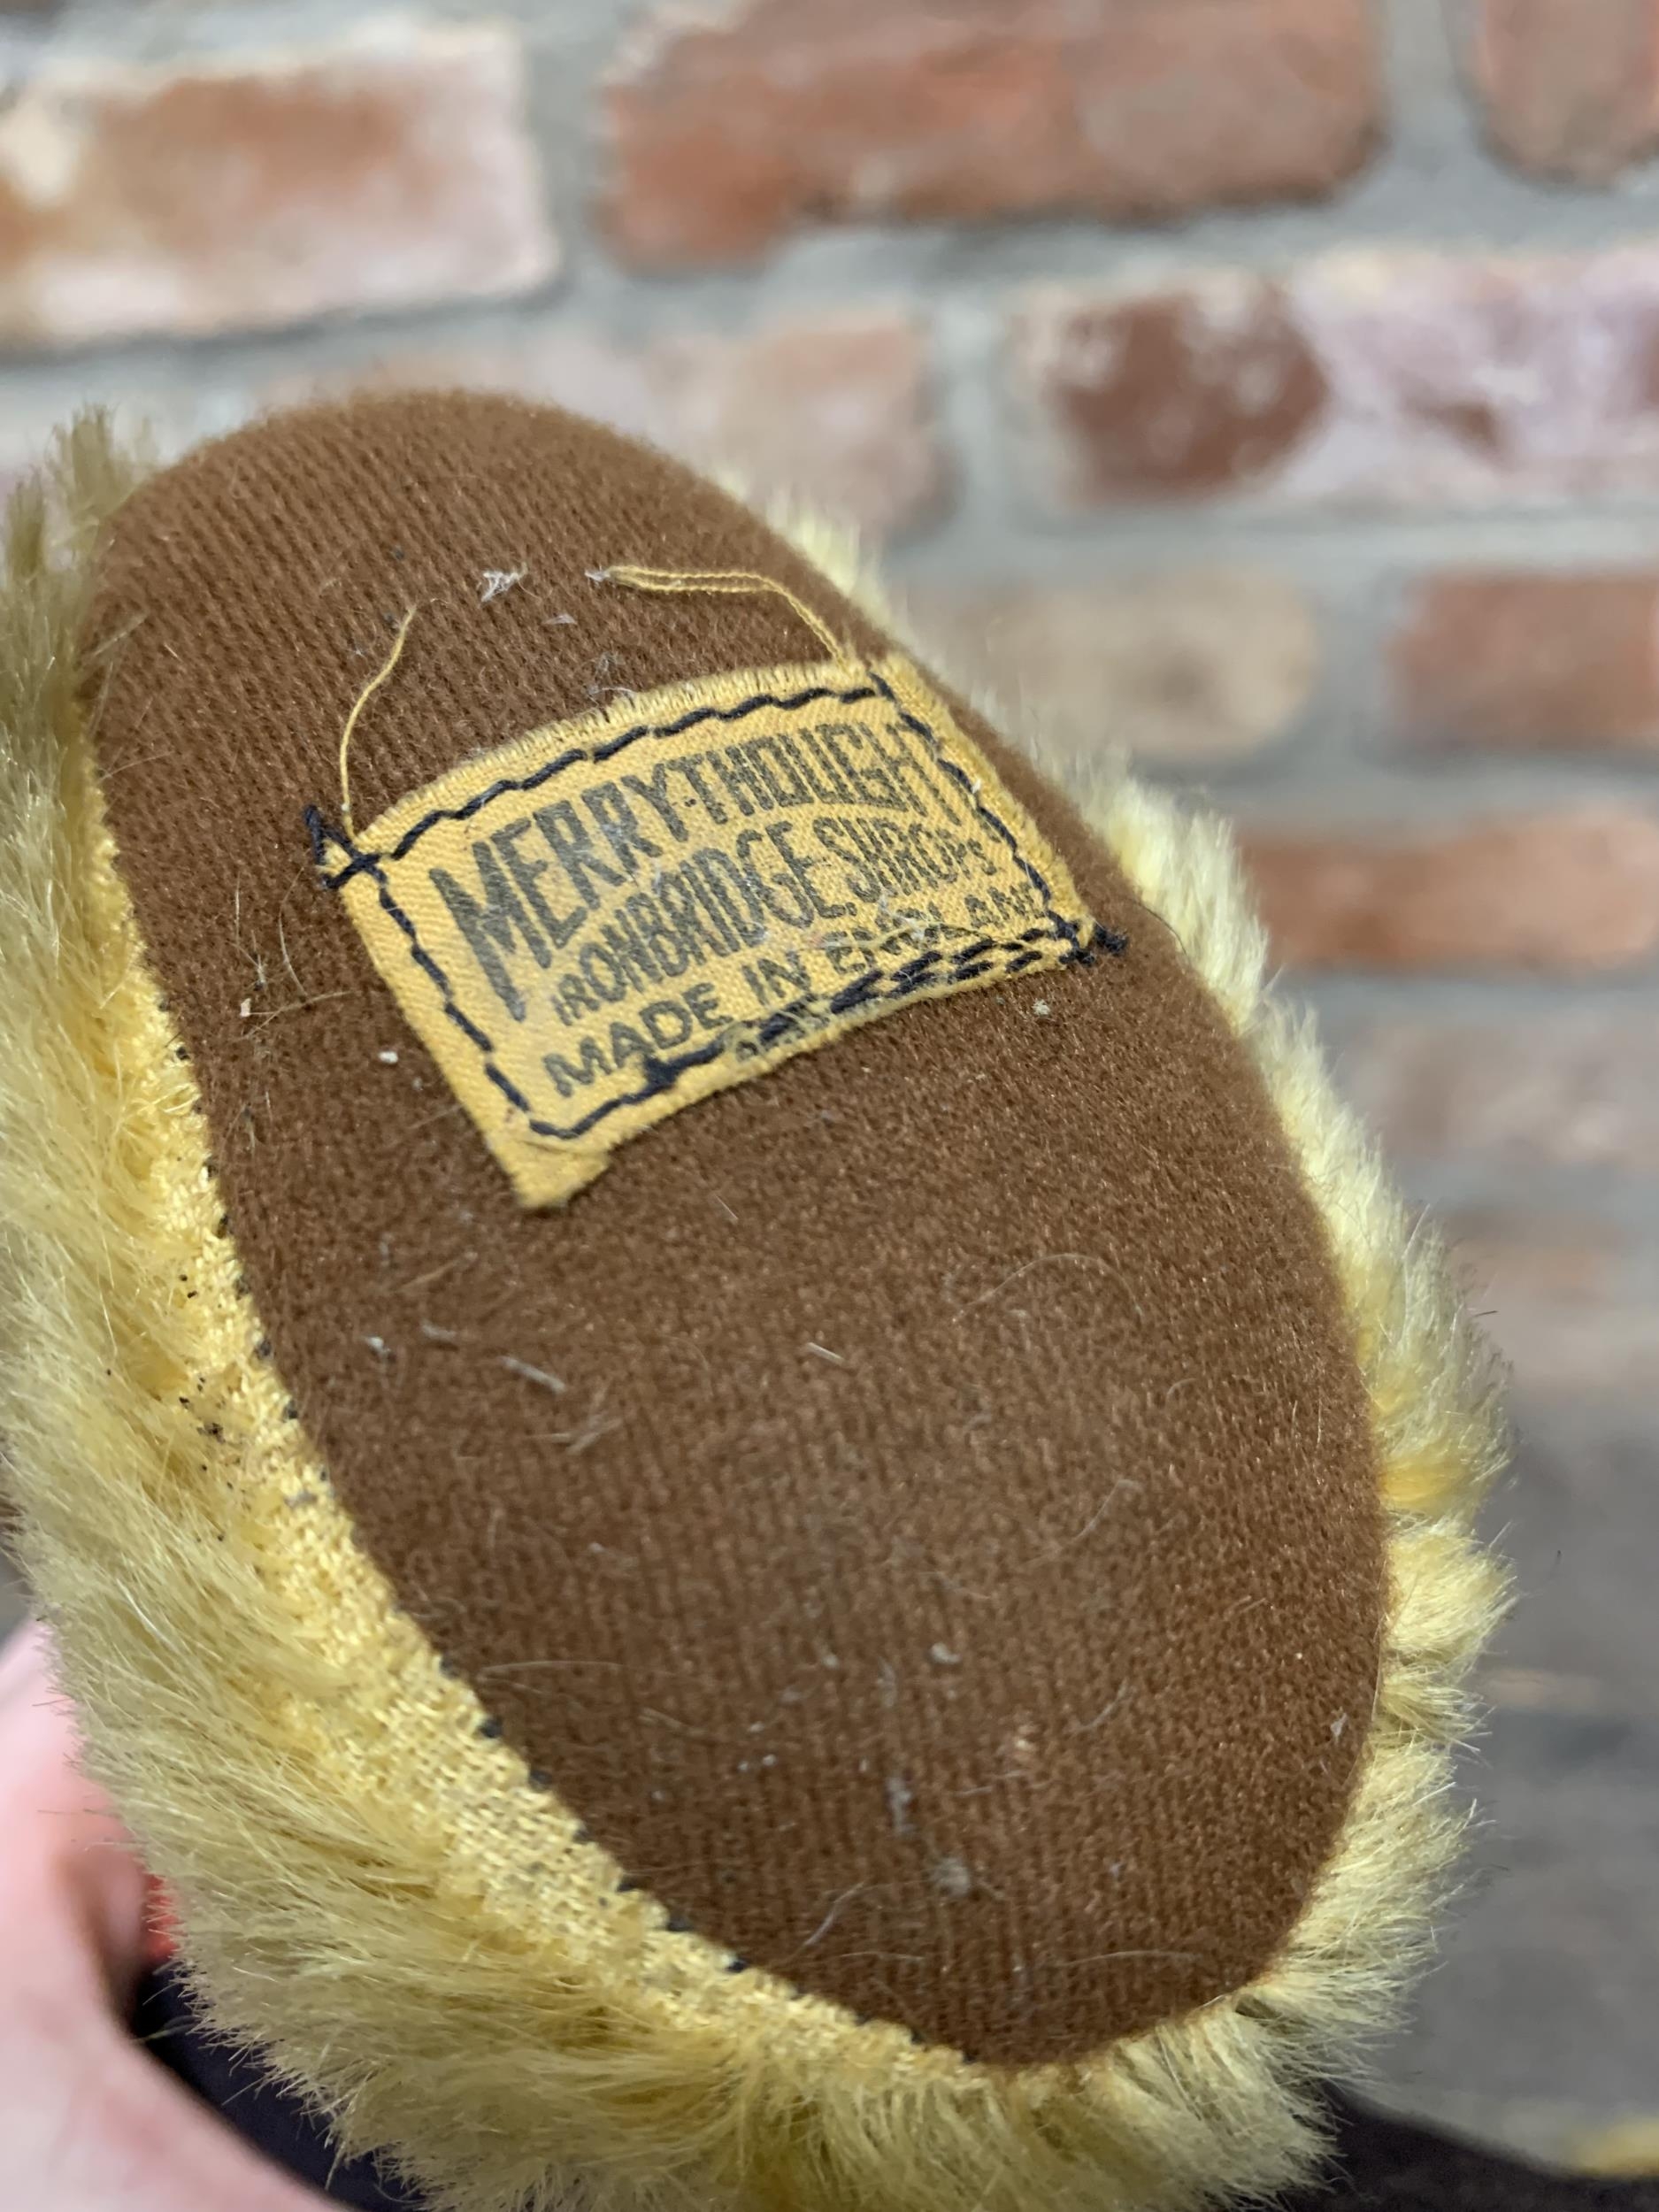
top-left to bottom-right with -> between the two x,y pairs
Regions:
1,0 -> 1656,2177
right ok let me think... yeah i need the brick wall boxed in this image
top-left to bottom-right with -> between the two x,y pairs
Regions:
4,0 -> 1658,2148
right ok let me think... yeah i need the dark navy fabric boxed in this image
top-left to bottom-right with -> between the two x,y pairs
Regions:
134,1964 -> 429,2210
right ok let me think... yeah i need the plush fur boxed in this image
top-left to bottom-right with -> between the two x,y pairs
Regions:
0,419 -> 1507,2212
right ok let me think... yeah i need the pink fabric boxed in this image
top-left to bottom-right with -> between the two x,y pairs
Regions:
0,1620 -> 324,2209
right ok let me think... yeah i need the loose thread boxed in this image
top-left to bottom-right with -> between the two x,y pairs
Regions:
338,607 -> 418,834
597,565 -> 854,665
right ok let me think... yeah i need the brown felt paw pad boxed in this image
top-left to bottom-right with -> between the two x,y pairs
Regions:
88,393 -> 1383,2065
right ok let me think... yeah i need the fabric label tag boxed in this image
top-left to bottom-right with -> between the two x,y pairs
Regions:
314,653 -> 1099,1208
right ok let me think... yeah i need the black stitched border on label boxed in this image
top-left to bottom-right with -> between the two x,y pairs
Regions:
305,671 -> 1122,1147
313,679 -> 886,893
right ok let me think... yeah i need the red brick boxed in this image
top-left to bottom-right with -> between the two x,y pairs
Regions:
1472,0 -> 1659,182
654,317 -> 944,535
603,0 -> 1382,267
905,570 -> 1317,765
0,24 -> 555,346
1288,248 -> 1659,503
1238,806 -> 1659,972
1332,1011 -> 1659,1174
265,311 -> 943,538
1394,572 -> 1659,750
1015,276 -> 1328,503
1014,247 -> 1659,508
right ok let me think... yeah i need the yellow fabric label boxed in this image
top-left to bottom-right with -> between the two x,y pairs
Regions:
313,653 -> 1100,1208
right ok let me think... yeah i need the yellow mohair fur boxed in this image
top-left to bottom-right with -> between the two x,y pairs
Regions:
1577,2120 -> 1659,2177
0,419 -> 1507,2212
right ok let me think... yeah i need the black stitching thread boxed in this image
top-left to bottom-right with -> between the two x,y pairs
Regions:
548,1815 -> 972,2049
308,675 -> 1125,1146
